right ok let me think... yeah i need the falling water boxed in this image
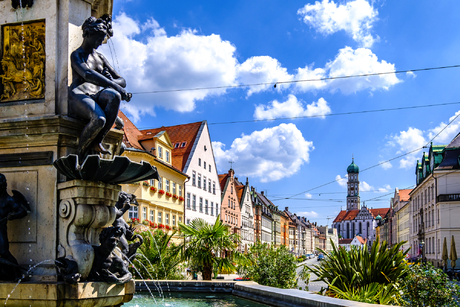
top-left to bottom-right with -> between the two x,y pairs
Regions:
149,232 -> 172,299
4,259 -> 54,305
135,254 -> 165,299
122,254 -> 159,304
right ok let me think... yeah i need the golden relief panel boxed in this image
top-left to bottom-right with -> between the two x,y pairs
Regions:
0,21 -> 45,102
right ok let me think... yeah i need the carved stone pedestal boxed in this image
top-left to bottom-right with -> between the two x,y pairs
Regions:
57,180 -> 121,279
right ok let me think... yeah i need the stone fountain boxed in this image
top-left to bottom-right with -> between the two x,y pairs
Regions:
0,0 -> 157,305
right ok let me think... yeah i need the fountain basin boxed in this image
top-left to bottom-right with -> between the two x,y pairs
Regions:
0,280 -> 134,307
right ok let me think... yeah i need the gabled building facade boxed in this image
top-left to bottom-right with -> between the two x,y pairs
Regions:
140,121 -> 221,225
252,189 -> 273,244
235,177 -> 255,252
219,169 -> 241,235
118,112 -> 188,243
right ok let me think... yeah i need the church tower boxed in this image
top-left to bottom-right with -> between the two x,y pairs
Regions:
347,158 -> 360,210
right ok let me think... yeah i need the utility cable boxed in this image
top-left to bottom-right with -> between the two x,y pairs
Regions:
129,64 -> 460,95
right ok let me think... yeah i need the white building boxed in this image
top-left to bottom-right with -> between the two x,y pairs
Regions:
409,136 -> 460,267
236,178 -> 255,252
141,121 -> 221,225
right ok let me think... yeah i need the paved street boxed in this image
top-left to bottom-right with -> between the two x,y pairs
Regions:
297,257 -> 328,293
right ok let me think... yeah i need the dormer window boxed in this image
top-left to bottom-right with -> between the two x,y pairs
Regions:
174,143 -> 180,149
181,142 -> 186,148
158,146 -> 163,159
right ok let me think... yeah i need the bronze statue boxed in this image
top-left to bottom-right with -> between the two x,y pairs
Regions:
0,173 -> 30,280
113,192 -> 143,260
69,15 -> 131,162
88,226 -> 132,284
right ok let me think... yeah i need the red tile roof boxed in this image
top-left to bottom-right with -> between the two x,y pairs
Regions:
236,185 -> 244,203
369,208 -> 390,219
355,235 -> 367,245
140,122 -> 203,171
118,111 -> 144,150
398,189 -> 412,202
333,210 -> 359,223
218,174 -> 229,192
339,238 -> 353,244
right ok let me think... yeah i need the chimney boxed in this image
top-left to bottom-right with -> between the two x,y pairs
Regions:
261,191 -> 264,195
285,207 -> 289,211
246,177 -> 249,185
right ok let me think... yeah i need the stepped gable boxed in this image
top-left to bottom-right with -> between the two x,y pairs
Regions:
118,111 -> 144,150
333,209 -> 359,223
140,121 -> 202,171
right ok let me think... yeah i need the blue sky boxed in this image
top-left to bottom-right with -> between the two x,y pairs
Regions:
103,0 -> 460,225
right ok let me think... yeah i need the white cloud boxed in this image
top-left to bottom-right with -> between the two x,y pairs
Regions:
305,193 -> 313,199
360,181 -> 373,192
336,174 -> 348,188
322,47 -> 401,94
297,0 -> 379,47
237,56 -> 293,96
212,123 -> 314,182
389,127 -> 426,169
428,110 -> 460,144
100,13 -> 238,121
406,71 -> 416,78
379,160 -> 392,170
254,95 -> 331,120
378,184 -> 391,193
297,211 -> 318,218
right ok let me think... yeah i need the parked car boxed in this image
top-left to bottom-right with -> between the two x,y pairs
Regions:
317,254 -> 325,261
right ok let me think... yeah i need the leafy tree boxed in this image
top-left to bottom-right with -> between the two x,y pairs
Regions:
179,216 -> 243,280
308,238 -> 409,304
129,229 -> 184,280
241,242 -> 299,289
399,262 -> 460,306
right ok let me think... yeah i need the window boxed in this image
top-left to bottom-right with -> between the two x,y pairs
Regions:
129,206 -> 138,219
181,142 -> 186,148
179,185 -> 182,196
158,146 -> 163,159
228,198 -> 230,207
166,151 -> 170,163
179,216 -> 182,223
158,176 -> 163,190
187,219 -> 190,225
173,182 -> 176,195
166,213 -> 170,225
204,161 -> 206,169
208,179 -> 211,193
192,195 -> 196,210
174,143 -> 180,149
172,215 -> 176,226
192,171 -> 196,186
216,205 -> 219,217
158,212 -> 162,223
166,179 -> 170,192
198,174 -> 201,188
199,197 -> 203,212
203,176 -> 206,191
231,185 -> 233,194
211,202 -> 214,216
205,200 -> 209,214
209,165 -> 211,172
213,182 -> 216,194
187,193 -> 191,209
150,209 -> 154,221
142,207 -> 147,220
150,179 -> 155,186
198,158 -> 201,166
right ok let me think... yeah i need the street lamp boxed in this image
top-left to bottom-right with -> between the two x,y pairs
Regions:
420,240 -> 426,263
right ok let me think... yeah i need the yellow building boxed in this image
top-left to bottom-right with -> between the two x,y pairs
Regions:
119,112 -> 188,243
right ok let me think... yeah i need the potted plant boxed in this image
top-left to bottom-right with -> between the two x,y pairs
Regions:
158,189 -> 165,195
150,186 -> 157,192
173,194 -> 179,199
142,181 -> 149,187
142,220 -> 149,226
166,192 -> 172,197
179,196 -> 185,201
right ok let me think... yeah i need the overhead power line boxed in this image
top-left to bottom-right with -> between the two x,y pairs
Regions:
271,110 -> 460,203
130,64 -> 460,95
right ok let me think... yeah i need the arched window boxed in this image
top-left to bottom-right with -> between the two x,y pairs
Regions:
359,222 -> 362,234
346,223 -> 350,238
352,222 -> 355,238
338,224 -> 341,234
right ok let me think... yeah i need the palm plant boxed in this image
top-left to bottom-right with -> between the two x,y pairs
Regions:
130,229 -> 183,280
309,238 -> 409,304
179,216 -> 244,280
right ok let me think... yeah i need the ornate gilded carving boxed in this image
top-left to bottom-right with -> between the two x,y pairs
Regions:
1,21 -> 45,102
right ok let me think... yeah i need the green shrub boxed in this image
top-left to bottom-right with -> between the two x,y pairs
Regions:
241,242 -> 298,289
399,262 -> 460,306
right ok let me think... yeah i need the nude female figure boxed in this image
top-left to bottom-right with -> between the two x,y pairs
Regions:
69,15 -> 131,162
